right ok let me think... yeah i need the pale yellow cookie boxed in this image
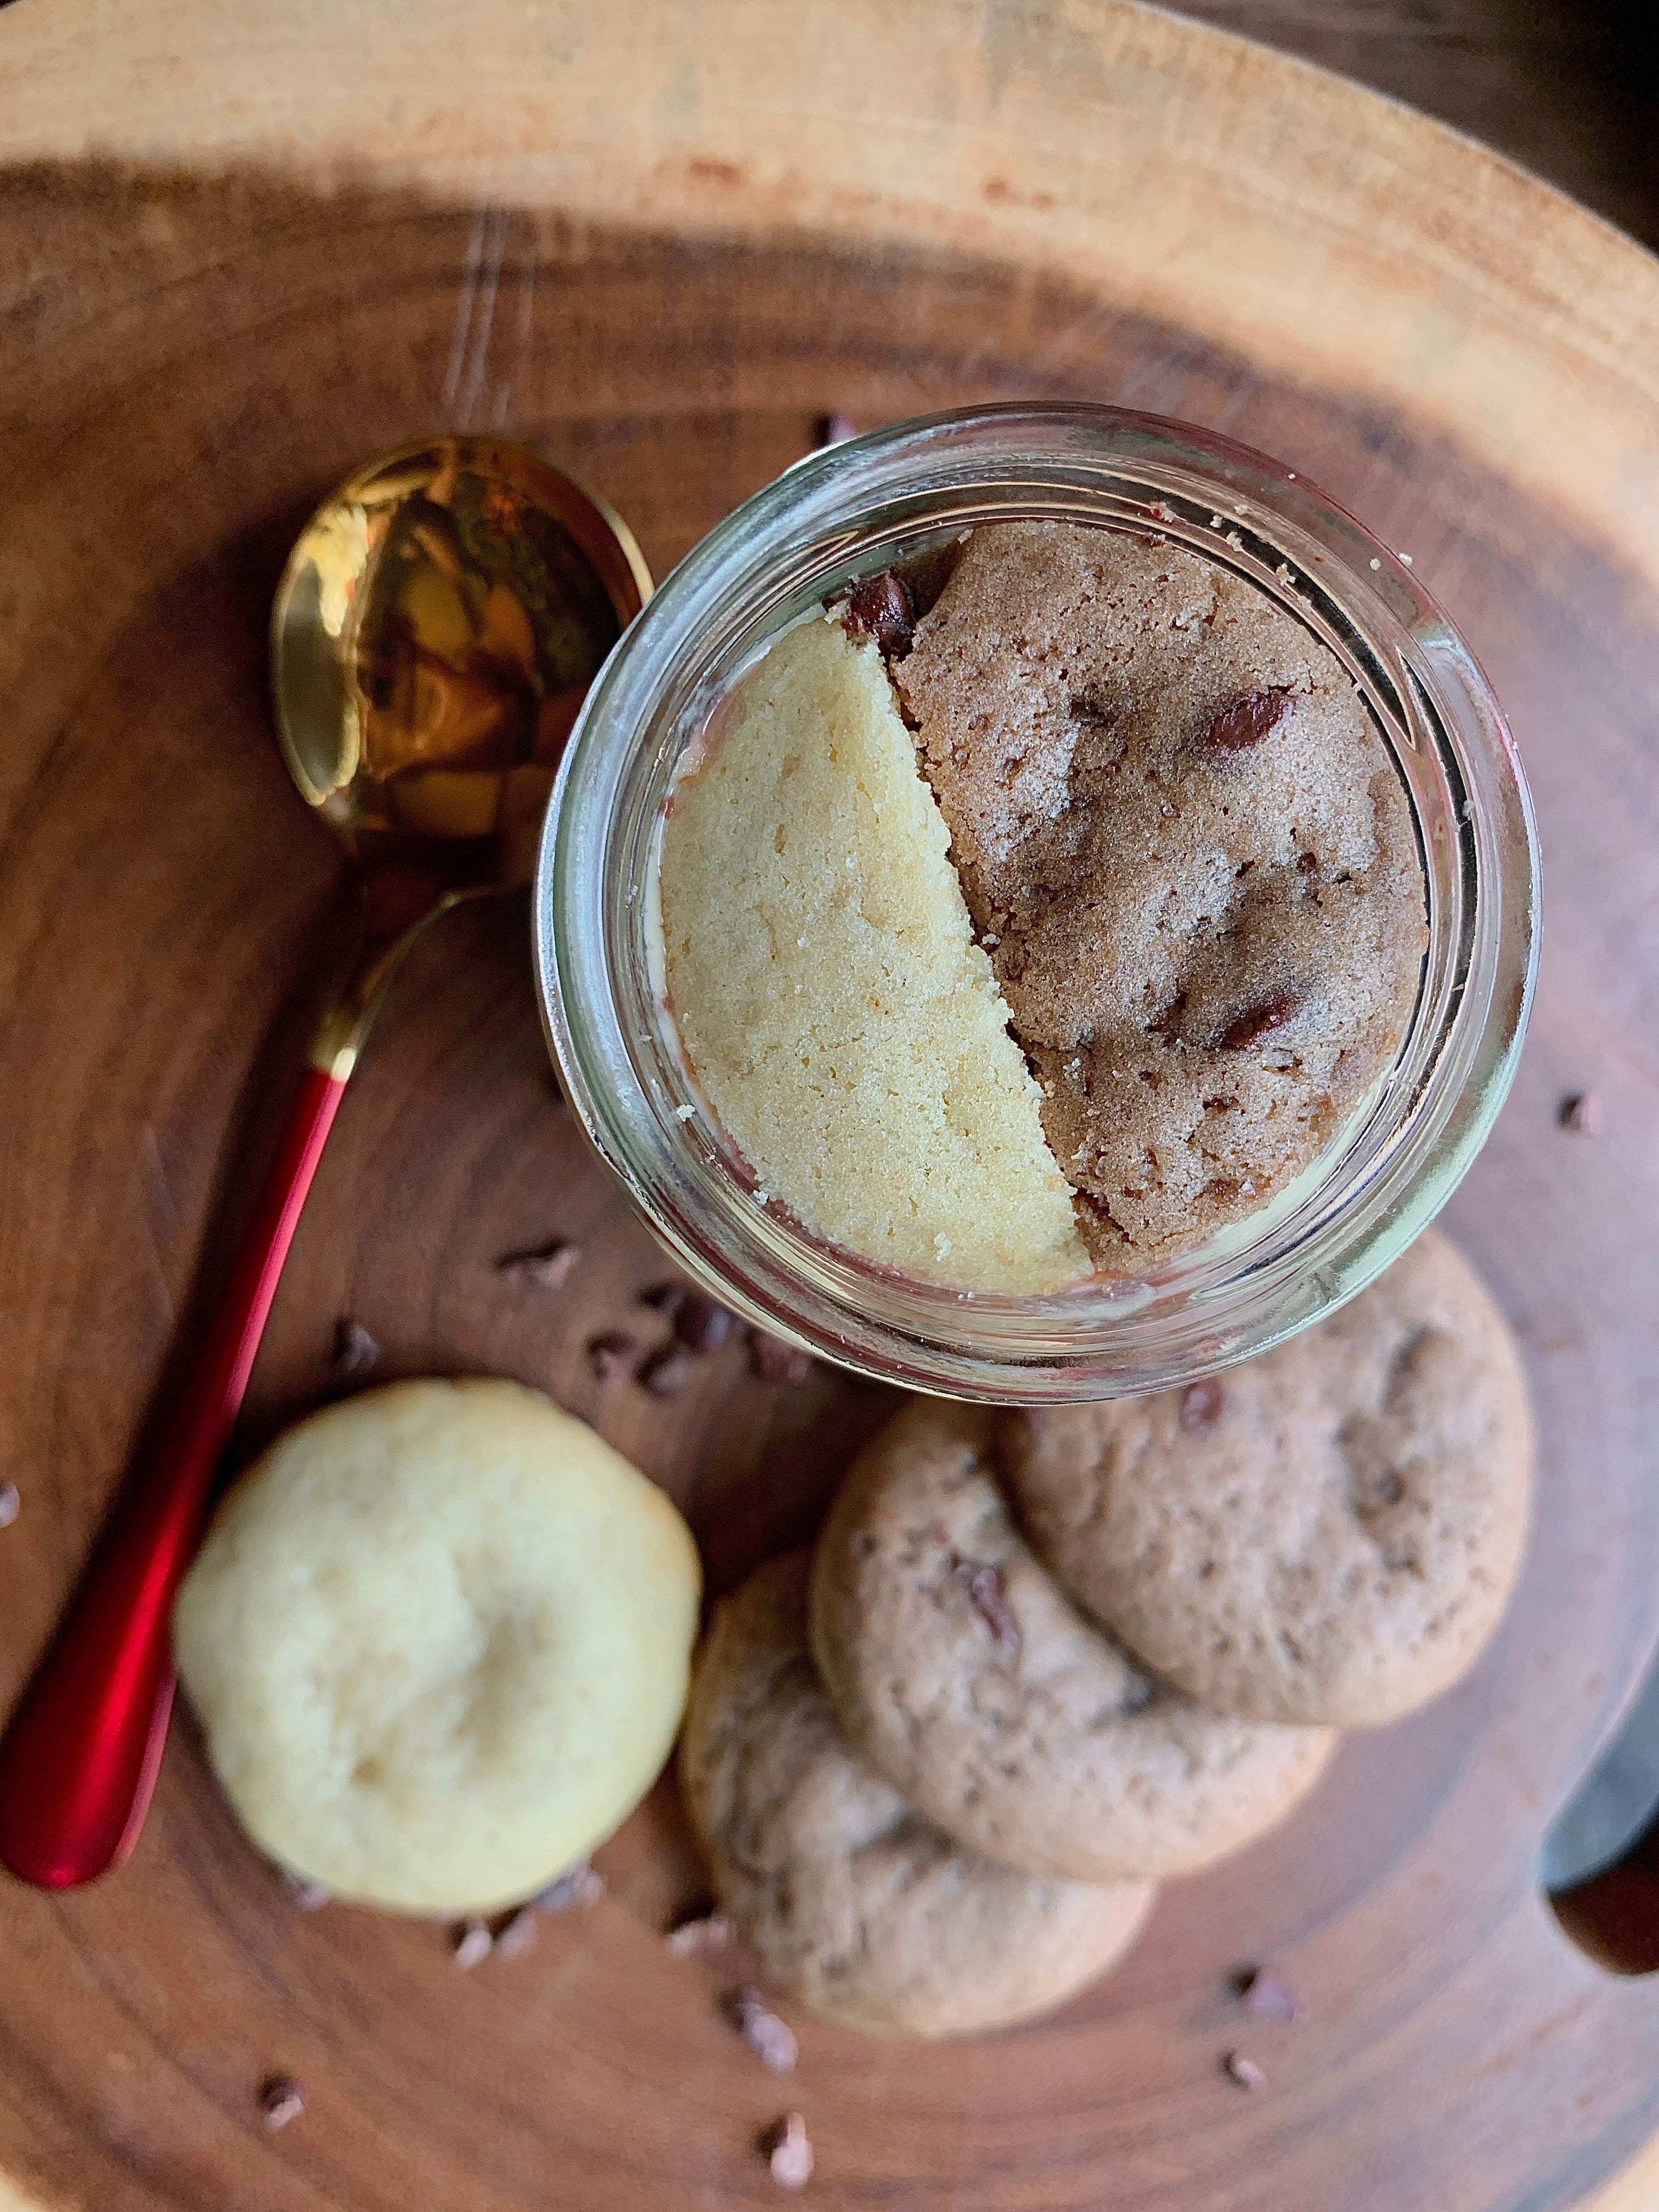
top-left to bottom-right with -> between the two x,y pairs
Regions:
174,1377 -> 701,1914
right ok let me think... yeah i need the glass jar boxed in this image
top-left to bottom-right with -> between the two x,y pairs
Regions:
533,405 -> 1539,1402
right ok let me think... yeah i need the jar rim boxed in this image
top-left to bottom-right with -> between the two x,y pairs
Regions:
534,403 -> 1540,1402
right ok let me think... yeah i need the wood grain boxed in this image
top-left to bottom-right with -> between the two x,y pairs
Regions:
2,7 -> 1658,2211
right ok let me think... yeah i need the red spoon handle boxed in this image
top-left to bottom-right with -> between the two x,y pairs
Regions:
0,1061 -> 348,1888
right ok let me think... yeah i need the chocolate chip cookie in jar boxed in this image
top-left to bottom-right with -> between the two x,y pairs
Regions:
535,404 -> 1538,1402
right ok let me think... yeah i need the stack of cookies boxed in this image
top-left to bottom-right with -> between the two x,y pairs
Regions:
680,1231 -> 1534,2038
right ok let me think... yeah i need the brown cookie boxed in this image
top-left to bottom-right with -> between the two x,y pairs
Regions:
680,1554 -> 1156,2038
809,1401 -> 1335,1883
896,521 -> 1426,1271
1003,1230 -> 1533,1726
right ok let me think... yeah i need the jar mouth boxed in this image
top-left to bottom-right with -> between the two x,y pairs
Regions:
534,404 -> 1539,1402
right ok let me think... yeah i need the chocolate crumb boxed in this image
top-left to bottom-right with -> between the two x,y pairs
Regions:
843,570 -> 915,659
642,1342 -> 698,1398
453,1918 -> 494,1970
587,1331 -> 645,1384
1180,1379 -> 1225,1436
640,1280 -> 690,1318
675,1293 -> 741,1355
952,1559 -> 1021,1657
493,1906 -> 539,1960
724,1987 -> 798,2073
331,1317 -> 381,1375
817,411 -> 857,447
1235,1966 -> 1300,2022
1217,988 -> 1301,1052
1223,2051 -> 1266,2090
496,1240 -> 581,1292
750,1331 -> 815,1385
279,1871 -> 331,1912
1559,1091 -> 1602,1137
765,2111 -> 814,2189
667,1911 -> 734,1956
537,1863 -> 606,1912
259,2075 -> 306,2130
0,1482 -> 19,1531
1201,687 -> 1294,755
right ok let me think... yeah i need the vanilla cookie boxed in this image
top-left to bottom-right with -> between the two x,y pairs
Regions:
174,1377 -> 701,1914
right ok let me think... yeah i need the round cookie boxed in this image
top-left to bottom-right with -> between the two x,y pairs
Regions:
809,1400 -> 1335,1882
173,1376 -> 701,1914
1003,1230 -> 1532,1726
681,1554 -> 1156,2037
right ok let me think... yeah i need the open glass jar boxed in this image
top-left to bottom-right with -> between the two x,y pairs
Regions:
533,405 -> 1539,1402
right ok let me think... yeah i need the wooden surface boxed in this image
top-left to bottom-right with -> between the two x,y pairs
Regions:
3,4 -> 1659,2210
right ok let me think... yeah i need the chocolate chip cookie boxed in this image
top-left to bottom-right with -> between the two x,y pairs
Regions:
1003,1230 -> 1532,1725
681,1554 -> 1156,2036
898,521 -> 1427,1271
809,1401 -> 1335,1882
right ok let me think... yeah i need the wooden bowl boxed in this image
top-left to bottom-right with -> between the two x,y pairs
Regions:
4,4 -> 1659,2208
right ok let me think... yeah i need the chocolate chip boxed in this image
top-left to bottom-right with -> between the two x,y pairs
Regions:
1222,2051 -> 1266,2090
1217,989 -> 1301,1051
279,1871 -> 331,1911
764,2112 -> 815,2189
1235,1966 -> 1300,2022
642,1343 -> 698,1397
587,1331 -> 645,1384
952,1559 -> 1021,1658
724,1987 -> 798,2073
843,570 -> 915,659
259,2075 -> 306,2130
640,1280 -> 690,1318
493,1907 -> 539,1960
1201,687 -> 1294,755
495,1240 -> 581,1291
537,1863 -> 606,1912
1559,1091 -> 1602,1136
1180,1379 -> 1224,1435
0,1482 -> 19,1531
817,411 -> 857,447
453,1918 -> 493,1970
675,1294 -> 741,1355
667,1911 -> 734,1956
331,1317 -> 381,1375
750,1332 -> 815,1384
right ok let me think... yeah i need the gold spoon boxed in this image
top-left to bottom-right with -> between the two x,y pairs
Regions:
0,436 -> 650,1889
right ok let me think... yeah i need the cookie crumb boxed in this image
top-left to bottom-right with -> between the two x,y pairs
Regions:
279,1871 -> 331,1911
537,1863 -> 606,1912
489,1906 -> 537,1959
1222,2051 -> 1266,2090
642,1343 -> 699,1397
667,1911 -> 733,1956
1559,1091 -> 1602,1137
0,1482 -> 19,1530
765,2111 -> 814,2188
750,1332 -> 814,1384
453,1918 -> 493,1970
951,1558 -> 1022,1657
1179,1379 -> 1224,1436
259,2075 -> 306,2130
724,1986 -> 798,2073
675,1294 -> 741,1355
331,1317 -> 381,1375
587,1331 -> 645,1384
1235,1965 -> 1300,2021
496,1240 -> 581,1292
